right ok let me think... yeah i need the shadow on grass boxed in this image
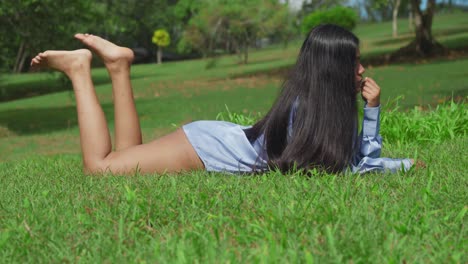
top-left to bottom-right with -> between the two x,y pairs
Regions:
373,27 -> 468,46
434,26 -> 468,37
373,35 -> 414,46
207,57 -> 282,70
0,103 -> 114,135
443,35 -> 468,49
0,73 -> 111,103
0,71 -> 152,103
443,86 -> 468,100
227,65 -> 292,79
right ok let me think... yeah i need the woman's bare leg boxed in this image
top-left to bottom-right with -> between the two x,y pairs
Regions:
31,49 -> 204,174
31,50 -> 112,169
74,33 -> 141,150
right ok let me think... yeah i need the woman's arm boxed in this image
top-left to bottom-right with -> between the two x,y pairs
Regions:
352,105 -> 412,173
356,77 -> 383,160
357,105 -> 382,159
352,78 -> 413,173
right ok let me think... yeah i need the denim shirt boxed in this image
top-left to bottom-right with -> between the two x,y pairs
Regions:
183,104 -> 412,174
349,106 -> 412,173
250,103 -> 412,174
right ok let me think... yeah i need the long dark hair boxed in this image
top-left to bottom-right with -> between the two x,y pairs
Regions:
245,24 -> 359,174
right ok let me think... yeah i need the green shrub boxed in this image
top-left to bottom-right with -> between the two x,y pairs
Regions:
301,7 -> 358,34
381,98 -> 467,145
216,99 -> 468,145
216,105 -> 262,126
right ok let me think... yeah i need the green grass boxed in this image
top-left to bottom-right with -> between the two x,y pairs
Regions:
0,12 -> 467,262
0,133 -> 466,262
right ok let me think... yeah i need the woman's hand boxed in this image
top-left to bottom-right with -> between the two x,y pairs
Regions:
361,77 -> 381,107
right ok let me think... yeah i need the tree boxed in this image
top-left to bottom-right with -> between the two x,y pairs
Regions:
392,0 -> 402,37
0,0 -> 95,73
94,0 -> 178,61
408,0 -> 444,56
411,0 -> 441,54
152,29 -> 171,64
389,0 -> 445,60
180,0 -> 294,64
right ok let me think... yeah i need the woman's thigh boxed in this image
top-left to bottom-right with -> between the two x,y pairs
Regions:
100,128 -> 204,174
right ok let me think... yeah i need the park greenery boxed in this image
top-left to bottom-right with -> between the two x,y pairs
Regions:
0,0 -> 467,262
301,7 -> 358,33
1,0 -> 465,73
152,29 -> 171,64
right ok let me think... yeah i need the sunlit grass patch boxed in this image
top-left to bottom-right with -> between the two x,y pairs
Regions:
381,98 -> 468,144
216,100 -> 468,146
0,138 -> 466,262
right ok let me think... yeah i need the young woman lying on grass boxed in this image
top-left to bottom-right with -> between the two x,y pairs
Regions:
30,24 -> 416,175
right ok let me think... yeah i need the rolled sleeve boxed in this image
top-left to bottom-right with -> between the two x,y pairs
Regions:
351,105 -> 414,174
358,105 -> 382,159
352,157 -> 413,174
362,105 -> 380,138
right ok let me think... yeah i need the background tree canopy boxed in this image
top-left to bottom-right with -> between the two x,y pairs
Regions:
0,0 -> 466,73
179,0 -> 294,64
0,0 -> 96,73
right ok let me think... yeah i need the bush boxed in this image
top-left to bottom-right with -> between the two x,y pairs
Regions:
216,99 -> 468,145
381,98 -> 467,145
301,7 -> 358,34
216,105 -> 262,126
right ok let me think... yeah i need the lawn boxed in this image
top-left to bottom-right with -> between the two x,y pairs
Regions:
0,13 -> 467,262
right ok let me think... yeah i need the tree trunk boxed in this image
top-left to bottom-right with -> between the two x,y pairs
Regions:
208,18 -> 223,57
392,0 -> 401,38
411,0 -> 438,55
389,0 -> 445,61
157,46 -> 162,64
244,43 -> 249,64
13,40 -> 26,73
17,52 -> 28,73
408,3 -> 414,31
242,36 -> 250,64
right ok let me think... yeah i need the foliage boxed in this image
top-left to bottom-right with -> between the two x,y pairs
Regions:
297,0 -> 346,20
0,0 -> 182,72
381,98 -> 467,144
89,0 -> 179,64
355,0 -> 410,22
152,29 -> 171,47
180,0 -> 295,64
216,105 -> 262,126
216,100 -> 468,146
301,6 -> 358,34
0,0 -> 96,73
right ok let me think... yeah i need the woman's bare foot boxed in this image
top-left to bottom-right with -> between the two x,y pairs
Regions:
74,33 -> 134,72
30,49 -> 92,78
